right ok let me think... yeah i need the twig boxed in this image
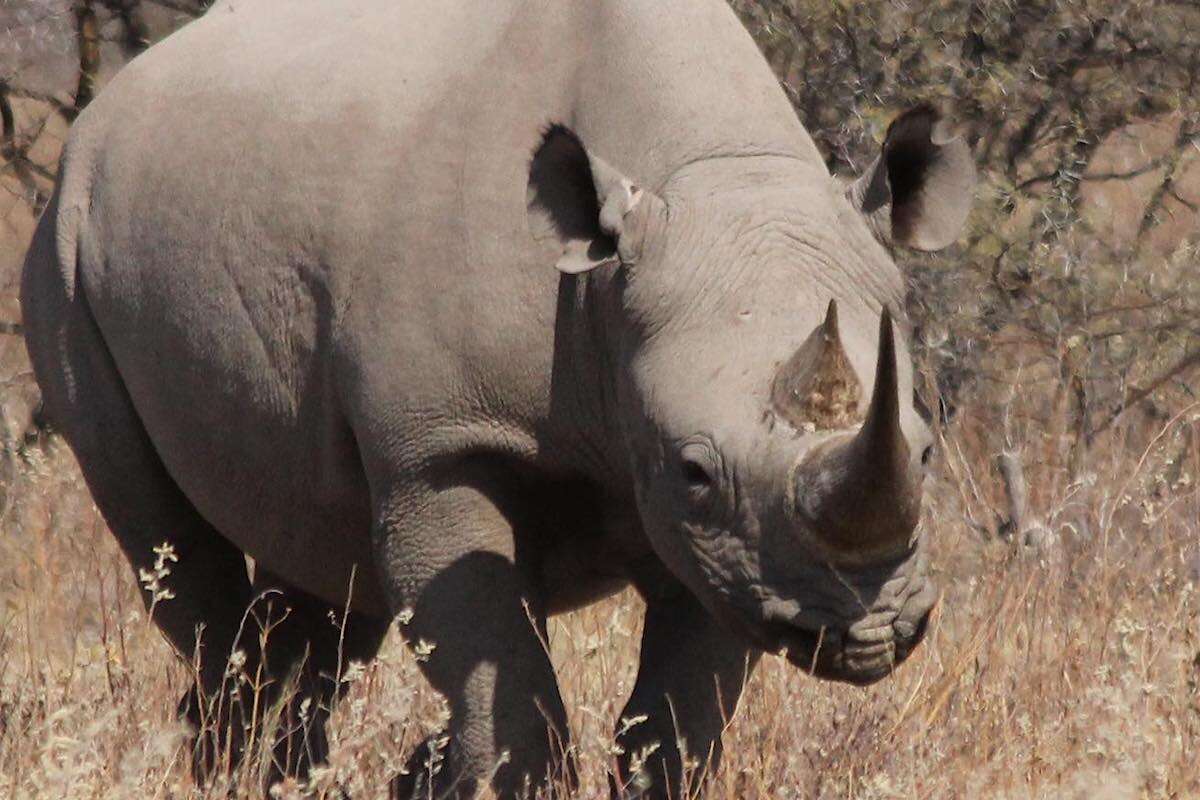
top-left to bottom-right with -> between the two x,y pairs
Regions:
0,83 -> 14,159
1094,348 -> 1200,436
71,2 -> 102,119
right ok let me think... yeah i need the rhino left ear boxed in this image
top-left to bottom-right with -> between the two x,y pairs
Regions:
847,105 -> 977,251
527,124 -> 661,275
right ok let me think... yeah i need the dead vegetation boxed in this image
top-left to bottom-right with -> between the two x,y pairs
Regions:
2,405 -> 1197,798
2,1 -> 1200,797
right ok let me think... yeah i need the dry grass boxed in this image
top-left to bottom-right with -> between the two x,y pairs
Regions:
1,397 -> 1199,799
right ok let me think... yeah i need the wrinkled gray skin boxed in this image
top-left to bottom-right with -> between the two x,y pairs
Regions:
21,0 -> 975,797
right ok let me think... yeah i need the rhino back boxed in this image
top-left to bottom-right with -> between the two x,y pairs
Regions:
56,0 -> 823,609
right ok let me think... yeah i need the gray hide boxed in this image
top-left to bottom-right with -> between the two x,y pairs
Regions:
20,0 -> 975,797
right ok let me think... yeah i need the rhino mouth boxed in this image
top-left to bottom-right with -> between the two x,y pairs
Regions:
752,554 -> 937,685
763,600 -> 932,685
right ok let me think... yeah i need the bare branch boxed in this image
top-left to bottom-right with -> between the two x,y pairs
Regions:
0,82 -> 14,160
1094,347 -> 1200,436
70,1 -> 102,119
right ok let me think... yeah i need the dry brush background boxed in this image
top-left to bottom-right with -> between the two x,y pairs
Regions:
2,1 -> 1200,797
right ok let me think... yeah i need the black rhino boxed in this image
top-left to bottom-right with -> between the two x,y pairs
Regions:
20,0 -> 975,796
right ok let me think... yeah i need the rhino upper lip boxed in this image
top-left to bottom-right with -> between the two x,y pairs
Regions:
697,528 -> 934,673
748,570 -> 935,683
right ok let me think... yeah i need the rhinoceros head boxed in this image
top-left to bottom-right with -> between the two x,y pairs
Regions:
528,107 -> 975,684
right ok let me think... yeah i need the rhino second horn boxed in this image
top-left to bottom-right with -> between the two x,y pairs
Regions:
770,299 -> 862,431
789,307 -> 921,559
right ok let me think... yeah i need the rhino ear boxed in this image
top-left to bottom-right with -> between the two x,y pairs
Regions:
847,105 -> 976,251
527,125 -> 659,275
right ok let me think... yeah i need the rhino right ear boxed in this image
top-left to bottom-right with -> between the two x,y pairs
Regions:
527,125 -> 661,275
847,105 -> 976,252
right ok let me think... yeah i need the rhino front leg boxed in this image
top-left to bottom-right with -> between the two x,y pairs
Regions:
377,482 -> 572,799
612,587 -> 760,799
244,570 -> 391,791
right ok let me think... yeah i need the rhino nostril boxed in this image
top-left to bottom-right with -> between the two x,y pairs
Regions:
920,444 -> 934,466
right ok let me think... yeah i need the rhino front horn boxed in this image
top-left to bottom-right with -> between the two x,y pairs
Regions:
789,307 -> 921,560
858,306 -> 906,480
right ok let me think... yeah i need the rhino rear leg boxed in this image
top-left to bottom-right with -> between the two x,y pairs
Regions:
373,480 -> 573,800
21,201 -> 262,779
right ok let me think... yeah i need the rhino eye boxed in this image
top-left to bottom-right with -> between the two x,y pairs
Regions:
681,458 -> 714,487
678,440 -> 719,492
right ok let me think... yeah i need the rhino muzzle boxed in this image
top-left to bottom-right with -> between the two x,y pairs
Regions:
759,546 -> 936,684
